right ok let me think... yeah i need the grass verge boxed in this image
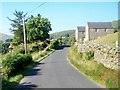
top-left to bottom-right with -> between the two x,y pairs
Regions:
2,49 -> 55,90
68,45 -> 119,90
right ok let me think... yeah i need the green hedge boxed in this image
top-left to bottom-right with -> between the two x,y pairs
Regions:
50,40 -> 59,49
11,41 -> 18,46
85,50 -> 94,60
2,54 -> 33,78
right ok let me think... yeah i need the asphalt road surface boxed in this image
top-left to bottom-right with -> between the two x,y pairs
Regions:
16,46 -> 107,89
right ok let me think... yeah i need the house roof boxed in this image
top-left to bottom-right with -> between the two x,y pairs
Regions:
77,26 -> 85,32
87,22 -> 113,29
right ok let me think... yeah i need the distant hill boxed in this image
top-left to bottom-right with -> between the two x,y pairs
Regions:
50,30 -> 75,39
0,33 -> 13,42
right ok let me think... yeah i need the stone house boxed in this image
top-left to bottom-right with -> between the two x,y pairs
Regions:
75,26 -> 85,41
75,22 -> 115,42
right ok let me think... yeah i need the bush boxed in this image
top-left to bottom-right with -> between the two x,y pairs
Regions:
2,54 -> 33,78
29,42 -> 48,53
19,48 -> 25,54
0,42 -> 10,54
32,45 -> 39,52
11,41 -> 18,46
41,41 -> 48,48
5,39 -> 13,42
50,40 -> 59,49
85,50 -> 94,60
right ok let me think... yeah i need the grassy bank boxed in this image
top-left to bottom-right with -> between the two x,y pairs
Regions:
68,45 -> 119,90
2,49 -> 55,90
91,32 -> 118,47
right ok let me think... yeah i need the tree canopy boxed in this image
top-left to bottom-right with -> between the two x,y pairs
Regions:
7,10 -> 24,44
8,11 -> 52,44
26,14 -> 52,42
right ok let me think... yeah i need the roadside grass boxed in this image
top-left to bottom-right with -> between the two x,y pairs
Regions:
2,48 -> 55,90
2,62 -> 35,90
68,45 -> 119,90
32,49 -> 55,62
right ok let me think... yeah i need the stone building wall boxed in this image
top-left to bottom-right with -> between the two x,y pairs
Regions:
89,28 -> 115,41
77,43 -> 119,70
77,32 -> 85,41
75,29 -> 79,41
85,24 -> 90,41
75,27 -> 85,42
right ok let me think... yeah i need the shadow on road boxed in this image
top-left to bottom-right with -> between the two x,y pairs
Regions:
16,45 -> 70,89
16,63 -> 45,90
16,82 -> 38,90
24,68 -> 42,76
24,62 -> 44,76
56,45 -> 70,50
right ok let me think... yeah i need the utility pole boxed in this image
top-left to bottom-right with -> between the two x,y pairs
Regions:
21,2 -> 46,54
22,15 -> 27,54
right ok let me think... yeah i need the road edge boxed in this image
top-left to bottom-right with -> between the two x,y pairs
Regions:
66,57 -> 108,89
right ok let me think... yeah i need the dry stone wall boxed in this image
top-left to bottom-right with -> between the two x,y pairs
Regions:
77,43 -> 119,70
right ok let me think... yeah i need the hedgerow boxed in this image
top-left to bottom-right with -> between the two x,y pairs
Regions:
2,54 -> 33,79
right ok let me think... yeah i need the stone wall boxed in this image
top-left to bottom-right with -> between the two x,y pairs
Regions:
77,43 -> 119,70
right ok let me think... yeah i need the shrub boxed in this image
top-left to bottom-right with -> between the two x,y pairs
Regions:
85,50 -> 94,60
32,45 -> 39,52
2,54 -> 33,78
50,40 -> 59,49
41,41 -> 48,48
19,48 -> 25,54
11,41 -> 18,46
5,38 -> 13,42
0,42 -> 10,54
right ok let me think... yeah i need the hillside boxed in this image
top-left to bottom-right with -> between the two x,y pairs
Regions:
92,32 -> 118,47
50,30 -> 75,39
0,33 -> 13,42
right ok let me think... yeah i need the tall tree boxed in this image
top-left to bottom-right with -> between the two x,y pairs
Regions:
8,10 -> 25,44
26,14 -> 52,42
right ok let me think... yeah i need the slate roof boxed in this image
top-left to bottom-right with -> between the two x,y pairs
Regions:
77,26 -> 85,32
88,22 -> 113,29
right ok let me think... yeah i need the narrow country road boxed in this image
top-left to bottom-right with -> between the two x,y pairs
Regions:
16,46 -> 106,89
